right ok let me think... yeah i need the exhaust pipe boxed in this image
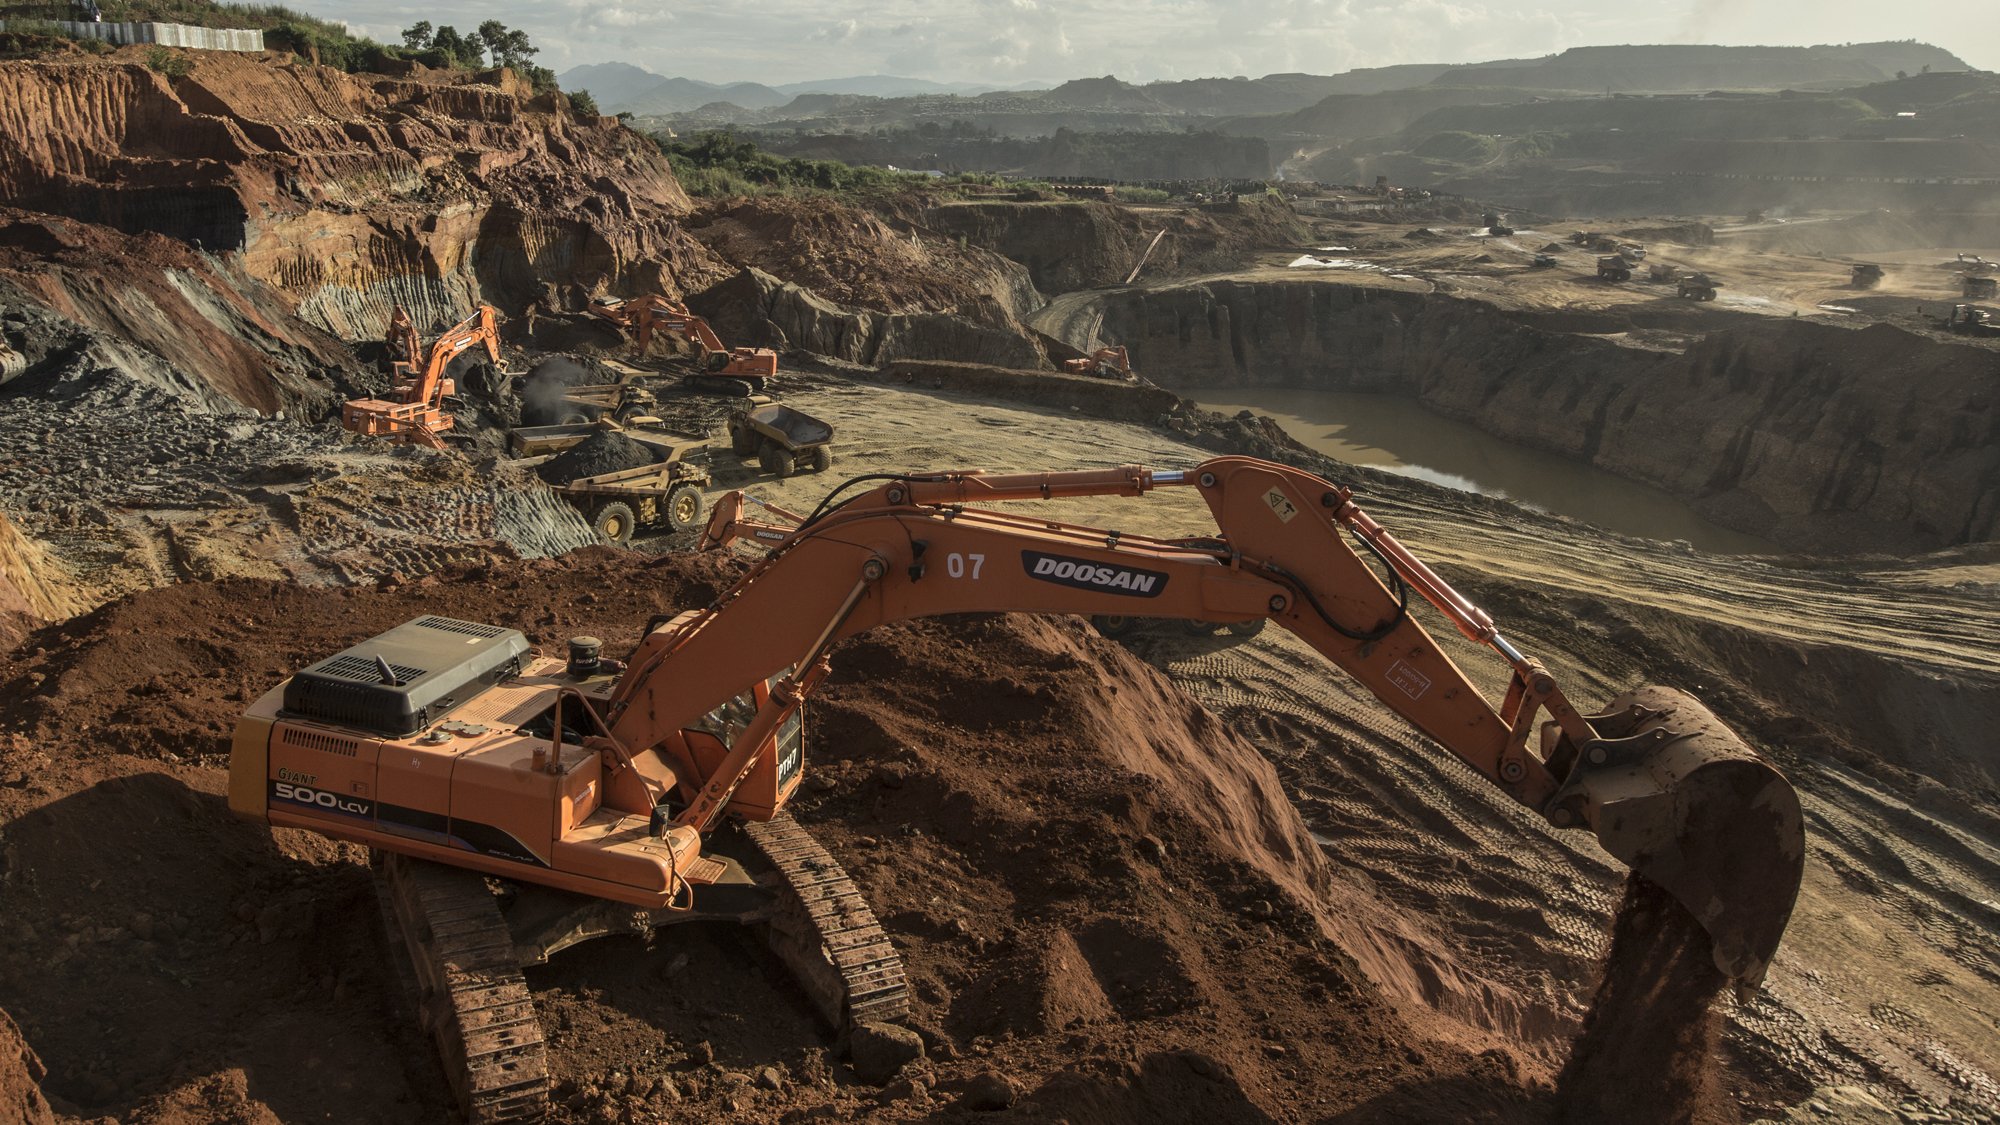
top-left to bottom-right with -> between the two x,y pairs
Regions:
1546,685 -> 1805,987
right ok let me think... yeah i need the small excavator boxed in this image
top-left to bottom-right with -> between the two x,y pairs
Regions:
342,305 -> 503,449
589,294 -> 780,396
231,456 -> 1805,1120
1061,345 -> 1138,381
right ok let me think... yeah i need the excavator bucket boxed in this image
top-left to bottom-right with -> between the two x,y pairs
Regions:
1547,685 -> 1805,987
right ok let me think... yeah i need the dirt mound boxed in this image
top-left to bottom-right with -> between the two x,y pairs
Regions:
0,512 -> 83,647
0,550 -> 1560,1123
536,430 -> 662,484
0,1009 -> 53,1125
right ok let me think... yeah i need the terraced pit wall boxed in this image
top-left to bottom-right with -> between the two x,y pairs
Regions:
1084,280 -> 1999,554
0,54 -> 724,338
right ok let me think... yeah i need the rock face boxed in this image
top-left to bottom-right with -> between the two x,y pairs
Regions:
692,268 -> 1048,371
0,209 -> 367,415
923,196 -> 1311,296
1082,279 -> 2000,553
687,197 -> 1043,323
0,54 -> 728,337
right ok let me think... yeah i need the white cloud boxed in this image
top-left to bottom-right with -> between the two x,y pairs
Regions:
320,0 -> 1998,84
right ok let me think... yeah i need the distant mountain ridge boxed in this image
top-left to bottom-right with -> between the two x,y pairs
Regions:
571,40 -> 1973,135
1426,43 -> 1970,93
557,65 -> 1029,114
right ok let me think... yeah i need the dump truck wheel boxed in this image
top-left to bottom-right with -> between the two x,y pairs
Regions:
729,422 -> 758,457
592,502 -> 636,544
663,483 -> 704,532
559,410 -> 594,427
806,445 -> 832,473
759,441 -> 793,479
1091,614 -> 1140,638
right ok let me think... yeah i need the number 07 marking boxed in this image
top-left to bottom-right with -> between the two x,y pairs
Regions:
946,552 -> 985,579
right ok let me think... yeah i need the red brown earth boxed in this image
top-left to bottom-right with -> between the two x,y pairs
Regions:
0,549 -> 1596,1124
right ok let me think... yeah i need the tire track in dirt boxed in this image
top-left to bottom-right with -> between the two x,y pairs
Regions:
734,377 -> 2000,1115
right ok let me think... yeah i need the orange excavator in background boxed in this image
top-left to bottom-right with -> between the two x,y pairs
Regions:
342,305 -> 502,448
1061,345 -> 1136,380
230,455 -> 1805,1121
589,294 -> 780,396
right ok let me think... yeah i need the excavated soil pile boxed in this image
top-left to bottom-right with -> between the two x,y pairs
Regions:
0,1010 -> 54,1125
1556,876 -> 1732,1125
0,550 -> 1575,1124
536,431 -> 662,485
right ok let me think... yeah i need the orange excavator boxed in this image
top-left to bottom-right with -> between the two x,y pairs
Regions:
1061,345 -> 1136,380
589,294 -> 780,397
230,456 -> 1804,1120
342,305 -> 503,448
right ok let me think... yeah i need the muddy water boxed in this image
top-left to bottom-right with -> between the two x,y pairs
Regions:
1182,387 -> 1776,555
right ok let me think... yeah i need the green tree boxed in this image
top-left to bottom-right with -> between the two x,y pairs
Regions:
476,20 -> 537,70
428,25 -> 482,68
570,88 -> 600,116
400,21 -> 432,50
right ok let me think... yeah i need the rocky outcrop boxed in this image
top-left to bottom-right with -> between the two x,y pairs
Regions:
1078,279 -> 2000,553
692,268 -> 1047,371
0,210 -> 367,415
0,54 -> 728,337
921,196 -> 1311,296
687,197 -> 1042,323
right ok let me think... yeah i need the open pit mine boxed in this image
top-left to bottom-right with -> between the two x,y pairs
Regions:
0,23 -> 1997,1125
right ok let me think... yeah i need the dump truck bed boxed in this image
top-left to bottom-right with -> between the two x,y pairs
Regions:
557,462 -> 702,498
737,404 -> 833,451
509,424 -> 703,459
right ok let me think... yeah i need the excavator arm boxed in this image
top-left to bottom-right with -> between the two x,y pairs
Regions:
342,305 -> 499,448
590,294 -> 778,382
402,306 -> 502,410
599,457 -> 1804,986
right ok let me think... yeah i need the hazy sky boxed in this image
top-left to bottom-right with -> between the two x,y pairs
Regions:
334,0 -> 1997,85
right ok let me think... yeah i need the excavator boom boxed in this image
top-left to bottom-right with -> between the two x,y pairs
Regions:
233,456 -> 1802,1009
669,459 -> 1804,984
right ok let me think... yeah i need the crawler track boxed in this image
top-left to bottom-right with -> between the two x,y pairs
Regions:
744,814 -> 911,1029
378,855 -> 551,1122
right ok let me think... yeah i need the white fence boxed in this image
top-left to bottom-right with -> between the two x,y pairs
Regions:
0,20 -> 265,51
